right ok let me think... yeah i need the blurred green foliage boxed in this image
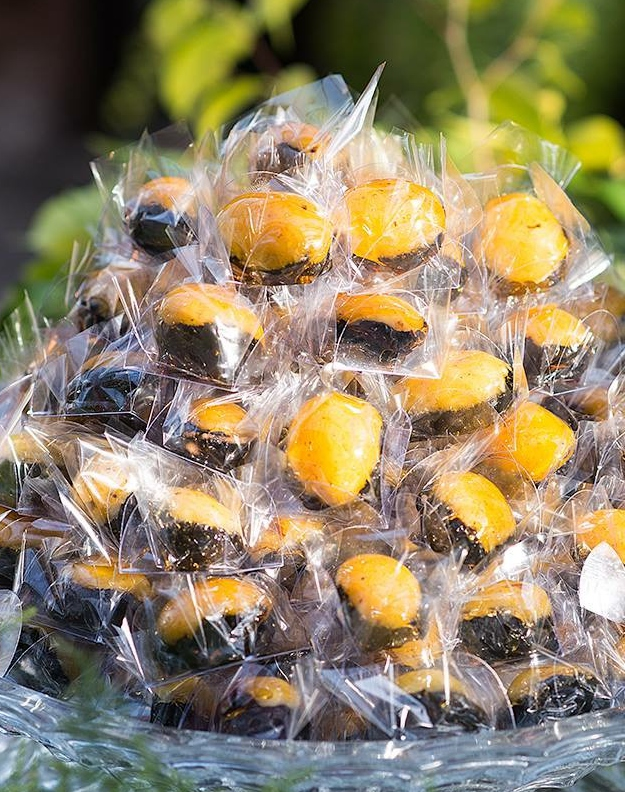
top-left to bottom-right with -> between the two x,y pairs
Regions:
12,0 -> 315,321
15,0 -> 625,321
104,0 -> 314,137
292,0 -> 625,261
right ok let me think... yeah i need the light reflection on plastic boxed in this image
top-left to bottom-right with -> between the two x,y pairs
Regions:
499,541 -> 532,577
579,542 -> 625,622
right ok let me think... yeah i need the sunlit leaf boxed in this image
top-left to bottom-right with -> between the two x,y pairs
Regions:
144,0 -> 208,52
597,179 -> 625,222
543,0 -> 595,50
469,0 -> 506,17
252,0 -> 310,50
535,88 -> 566,128
427,114 -> 497,166
490,75 -> 565,142
10,184 -> 103,322
534,40 -> 584,97
160,9 -> 257,118
490,77 -> 544,130
26,185 -> 102,263
196,75 -> 265,135
567,115 -> 625,173
269,63 -> 317,95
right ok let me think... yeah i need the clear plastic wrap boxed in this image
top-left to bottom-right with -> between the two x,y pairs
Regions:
91,124 -> 202,259
68,252 -> 154,337
317,654 -> 507,739
319,279 -> 451,378
215,184 -> 335,287
391,325 -> 519,441
161,381 -> 259,471
256,373 -> 386,511
119,437 -> 276,574
149,279 -> 271,387
3,71 -> 625,792
217,69 -> 383,202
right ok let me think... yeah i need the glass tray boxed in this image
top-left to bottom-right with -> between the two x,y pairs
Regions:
1,678 -> 625,792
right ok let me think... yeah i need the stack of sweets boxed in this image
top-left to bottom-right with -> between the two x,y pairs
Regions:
2,71 -> 625,740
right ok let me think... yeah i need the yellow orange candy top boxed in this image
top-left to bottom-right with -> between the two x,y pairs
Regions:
242,676 -> 301,709
165,487 -> 241,537
153,676 -> 214,712
189,400 -> 247,430
158,283 -> 264,341
67,563 -> 152,599
507,664 -> 595,704
157,577 -> 270,645
387,621 -> 443,668
286,391 -> 383,507
187,400 -> 254,442
393,350 -> 510,415
526,304 -> 591,349
259,122 -> 325,156
216,191 -> 332,274
575,509 -> 625,563
462,579 -> 552,622
343,178 -> 445,265
335,293 -> 427,333
432,471 -> 516,553
480,193 -> 569,286
335,553 -> 421,630
396,668 -> 469,698
72,455 -> 133,524
133,177 -> 195,213
489,401 -> 576,482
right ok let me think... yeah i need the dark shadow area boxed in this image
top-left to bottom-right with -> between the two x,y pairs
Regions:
0,0 -> 145,298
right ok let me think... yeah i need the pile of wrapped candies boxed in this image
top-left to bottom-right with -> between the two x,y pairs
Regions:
3,69 -> 625,742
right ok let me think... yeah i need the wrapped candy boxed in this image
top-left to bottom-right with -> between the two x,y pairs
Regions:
1,70 -> 625,743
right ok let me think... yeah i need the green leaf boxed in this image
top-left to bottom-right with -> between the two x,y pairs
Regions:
490,74 -> 566,142
143,0 -> 208,52
252,0 -> 310,50
535,88 -> 566,129
426,114 -> 498,166
6,260 -> 71,322
425,85 -> 464,119
567,115 -> 625,173
534,40 -> 584,97
26,185 -> 102,264
160,9 -> 257,119
269,63 -> 317,95
542,0 -> 595,49
469,0 -> 507,17
597,178 -> 625,222
196,74 -> 265,134
490,76 -> 545,131
3,183 -> 103,322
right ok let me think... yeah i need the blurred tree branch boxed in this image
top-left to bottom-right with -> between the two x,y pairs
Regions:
441,0 -> 564,135
481,0 -> 559,90
444,0 -> 489,134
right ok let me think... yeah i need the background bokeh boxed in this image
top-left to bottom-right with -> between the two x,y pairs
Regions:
3,0 -> 625,314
